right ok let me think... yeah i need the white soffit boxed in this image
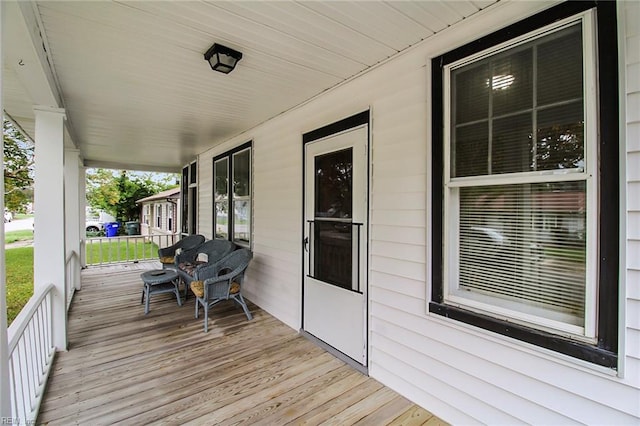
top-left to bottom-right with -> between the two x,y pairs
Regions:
3,0 -> 497,172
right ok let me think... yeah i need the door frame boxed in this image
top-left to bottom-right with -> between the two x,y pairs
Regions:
300,110 -> 370,372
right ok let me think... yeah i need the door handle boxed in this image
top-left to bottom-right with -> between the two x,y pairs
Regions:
303,236 -> 309,252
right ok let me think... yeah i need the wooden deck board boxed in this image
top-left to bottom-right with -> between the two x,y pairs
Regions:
38,263 -> 446,425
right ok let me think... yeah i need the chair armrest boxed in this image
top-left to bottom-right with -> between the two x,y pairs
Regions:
202,274 -> 237,299
175,247 -> 197,264
158,245 -> 176,257
202,267 -> 246,295
194,262 -> 217,281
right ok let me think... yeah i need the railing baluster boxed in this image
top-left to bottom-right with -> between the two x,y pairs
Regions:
8,284 -> 58,422
18,340 -> 28,417
27,325 -> 36,410
28,322 -> 38,400
9,355 -> 17,417
83,233 -> 174,266
36,307 -> 45,378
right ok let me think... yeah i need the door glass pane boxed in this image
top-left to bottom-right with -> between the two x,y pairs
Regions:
313,147 -> 354,290
315,148 -> 353,218
313,221 -> 352,290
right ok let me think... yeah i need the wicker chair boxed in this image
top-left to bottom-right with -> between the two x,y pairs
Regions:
175,239 -> 236,298
190,248 -> 253,332
157,234 -> 205,269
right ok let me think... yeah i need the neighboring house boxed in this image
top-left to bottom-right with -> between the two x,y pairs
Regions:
136,187 -> 180,237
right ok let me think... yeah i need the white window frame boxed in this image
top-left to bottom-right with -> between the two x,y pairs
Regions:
156,204 -> 162,229
442,11 -> 598,341
213,142 -> 252,248
214,156 -> 229,241
181,160 -> 198,235
231,148 -> 251,247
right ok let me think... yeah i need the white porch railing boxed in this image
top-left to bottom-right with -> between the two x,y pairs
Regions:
7,284 -> 56,423
65,250 -> 80,309
84,233 -> 178,266
5,233 -> 179,421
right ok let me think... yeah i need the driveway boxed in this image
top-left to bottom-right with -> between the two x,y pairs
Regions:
5,217 -> 34,248
5,217 -> 34,232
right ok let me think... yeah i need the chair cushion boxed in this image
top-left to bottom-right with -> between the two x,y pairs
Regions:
159,256 -> 175,264
190,280 -> 241,298
178,261 -> 207,276
190,281 -> 204,298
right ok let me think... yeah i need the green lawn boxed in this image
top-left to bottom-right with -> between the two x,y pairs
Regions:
544,246 -> 586,262
13,213 -> 34,220
5,238 -> 159,324
5,247 -> 34,325
5,229 -> 34,244
86,239 -> 159,264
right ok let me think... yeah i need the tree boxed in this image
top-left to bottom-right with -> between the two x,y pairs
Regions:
3,120 -> 34,213
87,169 -> 177,222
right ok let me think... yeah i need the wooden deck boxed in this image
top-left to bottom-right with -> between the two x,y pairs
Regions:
38,262 -> 446,425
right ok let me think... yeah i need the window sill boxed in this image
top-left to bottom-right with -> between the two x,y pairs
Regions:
429,302 -> 617,369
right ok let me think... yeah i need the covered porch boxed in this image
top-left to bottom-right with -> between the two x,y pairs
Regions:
2,0 -> 639,424
38,262 -> 441,425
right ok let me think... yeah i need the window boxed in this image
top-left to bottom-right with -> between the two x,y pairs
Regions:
431,1 -> 618,368
168,204 -> 173,231
156,204 -> 162,229
213,142 -> 252,247
181,161 -> 197,235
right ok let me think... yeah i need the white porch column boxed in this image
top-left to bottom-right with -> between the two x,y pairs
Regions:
80,167 -> 87,268
33,106 -> 67,351
64,148 -> 82,291
0,1 -> 12,417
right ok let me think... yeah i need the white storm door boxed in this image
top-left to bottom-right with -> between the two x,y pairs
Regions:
303,125 -> 368,365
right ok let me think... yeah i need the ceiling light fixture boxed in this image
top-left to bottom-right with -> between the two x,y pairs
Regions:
204,43 -> 243,74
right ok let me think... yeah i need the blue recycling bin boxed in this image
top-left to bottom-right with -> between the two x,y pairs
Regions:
105,222 -> 119,237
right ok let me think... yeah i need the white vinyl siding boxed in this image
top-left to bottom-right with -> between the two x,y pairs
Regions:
195,1 -> 639,423
624,0 -> 640,386
200,124 -> 301,329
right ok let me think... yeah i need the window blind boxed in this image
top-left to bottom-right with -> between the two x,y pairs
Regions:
457,182 -> 586,326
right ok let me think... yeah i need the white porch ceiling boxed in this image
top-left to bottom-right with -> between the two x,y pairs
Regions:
2,0 -> 498,172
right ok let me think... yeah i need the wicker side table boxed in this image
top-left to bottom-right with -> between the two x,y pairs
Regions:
140,269 -> 182,314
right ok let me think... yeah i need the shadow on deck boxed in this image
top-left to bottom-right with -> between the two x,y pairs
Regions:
38,261 -> 446,425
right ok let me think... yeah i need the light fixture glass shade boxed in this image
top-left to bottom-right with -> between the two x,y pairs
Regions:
204,43 -> 243,74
